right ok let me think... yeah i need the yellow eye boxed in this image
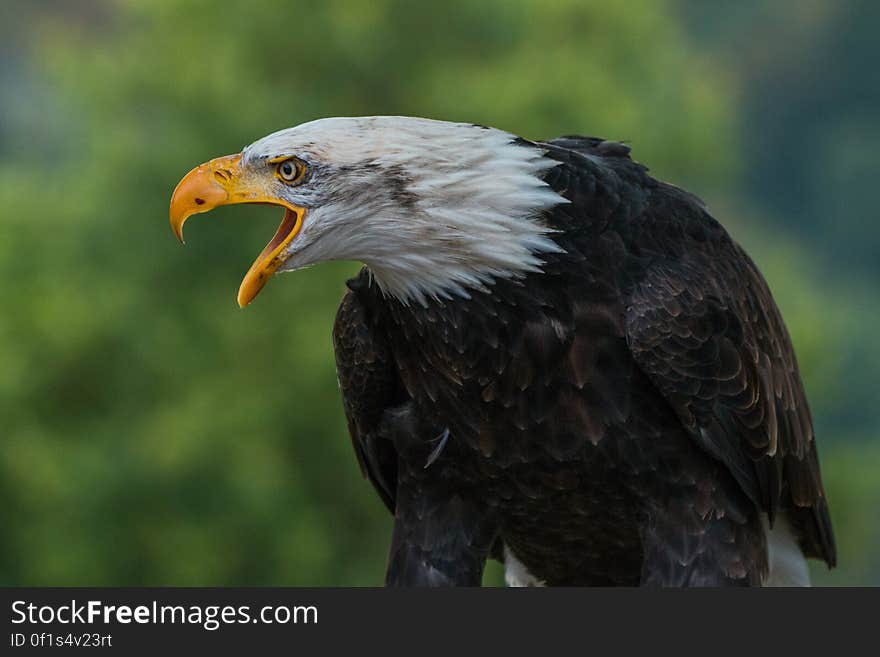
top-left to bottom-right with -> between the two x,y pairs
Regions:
276,158 -> 304,183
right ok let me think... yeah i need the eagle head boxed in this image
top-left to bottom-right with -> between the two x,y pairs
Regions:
170,116 -> 565,306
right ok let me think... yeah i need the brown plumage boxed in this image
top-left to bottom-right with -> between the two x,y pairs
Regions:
333,135 -> 835,586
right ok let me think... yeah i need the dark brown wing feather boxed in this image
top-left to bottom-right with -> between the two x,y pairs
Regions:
335,276 -> 499,585
541,136 -> 834,568
625,214 -> 836,566
333,281 -> 401,513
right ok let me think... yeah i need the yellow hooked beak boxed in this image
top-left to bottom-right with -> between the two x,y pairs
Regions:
169,153 -> 305,307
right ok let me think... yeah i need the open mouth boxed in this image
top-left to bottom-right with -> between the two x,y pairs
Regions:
238,206 -> 303,308
169,152 -> 307,308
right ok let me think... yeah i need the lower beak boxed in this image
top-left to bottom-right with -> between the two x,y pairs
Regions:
169,153 -> 305,307
237,207 -> 302,307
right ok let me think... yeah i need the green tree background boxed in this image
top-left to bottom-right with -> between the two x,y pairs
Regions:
0,0 -> 877,585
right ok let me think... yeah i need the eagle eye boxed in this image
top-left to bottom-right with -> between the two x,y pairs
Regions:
275,158 -> 304,184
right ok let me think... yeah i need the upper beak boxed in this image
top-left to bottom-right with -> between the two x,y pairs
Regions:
169,153 -> 246,243
169,153 -> 305,307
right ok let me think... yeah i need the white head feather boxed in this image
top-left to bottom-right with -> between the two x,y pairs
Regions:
241,116 -> 567,304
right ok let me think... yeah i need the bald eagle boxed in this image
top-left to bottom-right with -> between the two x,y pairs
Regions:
170,116 -> 835,586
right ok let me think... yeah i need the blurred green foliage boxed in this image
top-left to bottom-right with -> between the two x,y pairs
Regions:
0,0 -> 877,585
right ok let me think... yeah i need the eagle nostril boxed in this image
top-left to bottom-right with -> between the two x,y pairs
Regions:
194,198 -> 205,206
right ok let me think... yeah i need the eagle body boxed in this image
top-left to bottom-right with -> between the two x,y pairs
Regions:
170,117 -> 835,586
332,136 -> 835,586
